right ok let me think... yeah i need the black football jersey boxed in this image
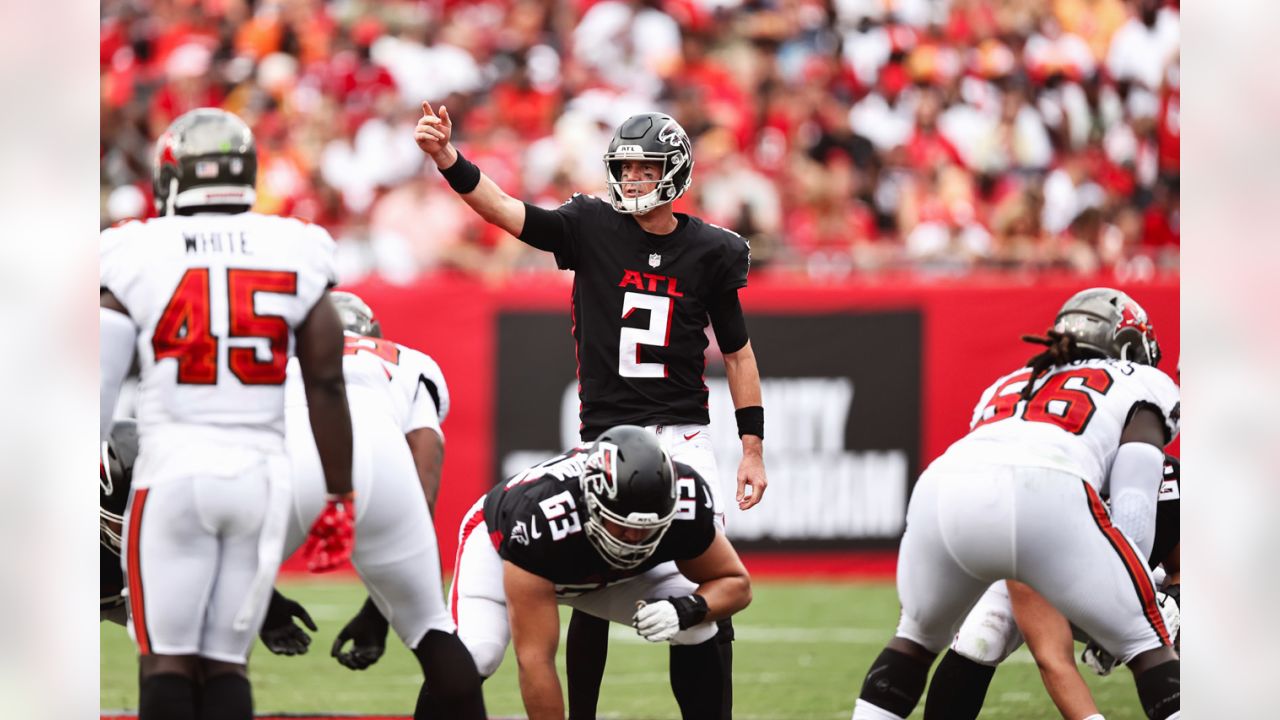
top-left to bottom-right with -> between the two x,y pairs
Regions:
528,194 -> 751,440
482,446 -> 718,595
1149,454 -> 1179,569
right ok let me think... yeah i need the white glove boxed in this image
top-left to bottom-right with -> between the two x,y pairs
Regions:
1157,590 -> 1180,650
633,600 -> 681,643
1081,641 -> 1120,676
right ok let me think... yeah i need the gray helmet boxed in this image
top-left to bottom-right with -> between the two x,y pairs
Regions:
329,291 -> 381,337
153,108 -> 257,216
1054,288 -> 1162,366
603,113 -> 694,214
580,425 -> 678,570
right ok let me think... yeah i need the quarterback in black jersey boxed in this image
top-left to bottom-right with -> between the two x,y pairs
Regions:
449,426 -> 752,719
414,101 -> 766,512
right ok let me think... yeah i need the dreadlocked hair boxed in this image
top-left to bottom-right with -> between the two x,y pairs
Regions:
1018,329 -> 1098,401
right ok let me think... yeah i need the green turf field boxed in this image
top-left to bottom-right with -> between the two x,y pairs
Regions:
101,578 -> 1146,719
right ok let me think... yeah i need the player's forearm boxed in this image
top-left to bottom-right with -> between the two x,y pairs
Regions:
1009,581 -> 1100,718
516,659 -> 566,720
304,377 -> 354,496
724,342 -> 764,452
432,143 -> 526,237
695,573 -> 752,622
1038,661 -> 1100,719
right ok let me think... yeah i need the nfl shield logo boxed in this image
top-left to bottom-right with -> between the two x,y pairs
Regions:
648,253 -> 661,268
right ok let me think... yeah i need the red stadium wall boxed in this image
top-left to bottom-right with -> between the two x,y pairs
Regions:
281,273 -> 1178,576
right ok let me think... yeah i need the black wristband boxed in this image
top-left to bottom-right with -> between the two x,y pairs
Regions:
669,594 -> 710,630
735,405 -> 764,439
439,150 -> 481,194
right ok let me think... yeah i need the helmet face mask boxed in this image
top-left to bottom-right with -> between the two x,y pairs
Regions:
1053,288 -> 1161,367
580,427 -> 679,570
603,114 -> 693,215
329,291 -> 381,337
153,108 -> 257,216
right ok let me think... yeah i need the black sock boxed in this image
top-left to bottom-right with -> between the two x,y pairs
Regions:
139,673 -> 196,720
716,618 -> 734,720
922,650 -> 996,720
858,647 -> 930,718
412,630 -> 487,720
197,672 -> 252,720
1134,659 -> 1179,719
670,637 -> 725,720
567,609 -> 610,720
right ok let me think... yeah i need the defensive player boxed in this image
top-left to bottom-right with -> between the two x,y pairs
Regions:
99,108 -> 355,720
849,288 -> 1180,720
277,291 -> 486,718
450,426 -> 752,720
923,453 -> 1182,720
416,101 -> 764,717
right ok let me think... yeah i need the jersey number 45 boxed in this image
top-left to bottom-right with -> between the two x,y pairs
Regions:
152,267 -> 297,385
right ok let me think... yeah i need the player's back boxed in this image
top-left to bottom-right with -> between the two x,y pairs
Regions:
101,212 -> 335,444
935,358 -> 1180,489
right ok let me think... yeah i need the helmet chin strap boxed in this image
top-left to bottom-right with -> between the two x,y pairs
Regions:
165,177 -> 179,216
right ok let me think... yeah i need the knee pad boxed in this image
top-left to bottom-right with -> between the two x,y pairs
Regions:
716,617 -> 734,643
1134,659 -> 1179,720
858,648 -> 930,719
462,638 -> 507,678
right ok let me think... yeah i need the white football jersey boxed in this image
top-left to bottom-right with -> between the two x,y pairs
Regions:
285,333 -> 449,437
935,358 -> 1180,490
100,213 -> 336,439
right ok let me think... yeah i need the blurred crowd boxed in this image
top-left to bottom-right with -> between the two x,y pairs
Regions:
101,0 -> 1180,283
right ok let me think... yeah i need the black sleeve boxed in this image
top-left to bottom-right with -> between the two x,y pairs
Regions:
708,289 -> 748,354
715,234 -> 751,292
519,194 -> 589,269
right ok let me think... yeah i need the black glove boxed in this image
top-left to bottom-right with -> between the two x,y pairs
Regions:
332,596 -> 390,670
1162,583 -> 1180,608
260,589 -> 318,656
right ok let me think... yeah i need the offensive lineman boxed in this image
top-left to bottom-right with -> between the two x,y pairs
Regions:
849,288 -> 1181,720
923,454 -> 1182,720
416,101 -> 765,717
276,291 -> 486,718
450,426 -> 753,719
99,108 -> 355,720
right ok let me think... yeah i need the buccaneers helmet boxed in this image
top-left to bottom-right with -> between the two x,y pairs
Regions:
153,108 -> 257,216
603,113 -> 694,214
1054,288 -> 1162,366
100,420 -> 139,554
580,425 -> 678,569
329,291 -> 381,338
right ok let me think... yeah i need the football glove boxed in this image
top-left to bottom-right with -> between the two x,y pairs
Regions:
633,595 -> 709,643
301,493 -> 356,573
1081,641 -> 1120,676
331,597 -> 389,671
1157,589 -> 1180,653
260,590 -> 317,656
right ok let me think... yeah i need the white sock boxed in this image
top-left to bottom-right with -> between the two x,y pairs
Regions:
851,698 -> 907,720
1081,714 -> 1106,720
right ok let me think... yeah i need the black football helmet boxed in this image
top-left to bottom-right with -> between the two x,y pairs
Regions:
1054,288 -> 1162,367
580,425 -> 678,570
153,108 -> 257,216
329,291 -> 381,337
100,420 -> 139,555
603,113 -> 694,214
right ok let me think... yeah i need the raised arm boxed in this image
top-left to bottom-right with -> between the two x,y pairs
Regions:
504,560 -> 565,720
415,101 -> 526,238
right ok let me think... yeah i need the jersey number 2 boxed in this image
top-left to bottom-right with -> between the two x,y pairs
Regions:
975,368 -> 1114,435
152,268 -> 298,385
619,292 -> 672,378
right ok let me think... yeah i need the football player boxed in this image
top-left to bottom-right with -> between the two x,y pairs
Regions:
272,291 -> 485,718
449,426 -> 752,720
416,101 -> 763,718
99,108 -> 355,720
923,454 -> 1182,720
849,288 -> 1180,720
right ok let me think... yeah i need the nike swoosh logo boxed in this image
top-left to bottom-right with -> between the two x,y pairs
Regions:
683,431 -> 700,441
